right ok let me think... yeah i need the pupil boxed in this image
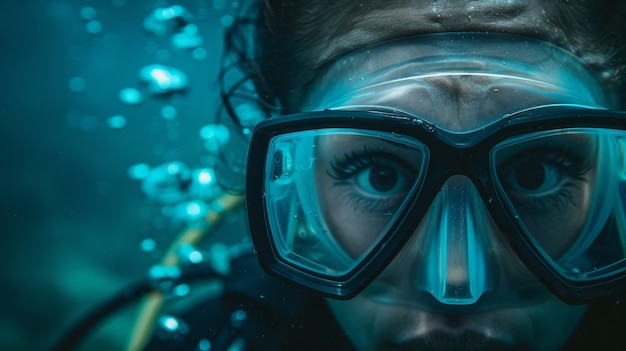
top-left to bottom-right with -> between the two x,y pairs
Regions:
515,161 -> 545,190
369,166 -> 398,192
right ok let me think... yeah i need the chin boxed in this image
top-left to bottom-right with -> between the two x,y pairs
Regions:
326,293 -> 587,351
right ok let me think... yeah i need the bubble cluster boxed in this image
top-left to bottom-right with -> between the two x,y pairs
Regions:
169,200 -> 209,227
80,6 -> 103,35
143,5 -> 192,36
199,124 -> 230,155
234,103 -> 266,128
189,168 -> 222,200
141,161 -> 191,204
139,64 -> 189,95
171,24 -> 203,51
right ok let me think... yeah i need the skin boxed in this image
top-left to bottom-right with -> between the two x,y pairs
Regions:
283,1 -> 615,349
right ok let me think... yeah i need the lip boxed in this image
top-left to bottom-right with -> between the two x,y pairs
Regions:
389,329 -> 523,351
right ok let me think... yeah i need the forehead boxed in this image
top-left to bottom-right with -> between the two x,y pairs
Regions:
310,0 -> 553,68
299,33 -> 608,132
282,0 -> 610,112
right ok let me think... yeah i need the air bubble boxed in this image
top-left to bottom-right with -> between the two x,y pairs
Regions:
85,20 -> 103,35
139,64 -> 188,95
196,339 -> 211,351
189,168 -> 221,200
172,284 -> 191,297
200,124 -> 230,154
143,5 -> 192,36
192,47 -> 208,61
230,310 -> 247,327
158,315 -> 189,339
128,163 -> 151,179
118,88 -> 143,105
220,14 -> 234,27
234,103 -> 265,128
80,7 -> 97,20
141,161 -> 191,204
107,115 -> 126,129
140,238 -> 156,252
171,24 -> 203,50
161,105 -> 177,119
68,77 -> 86,92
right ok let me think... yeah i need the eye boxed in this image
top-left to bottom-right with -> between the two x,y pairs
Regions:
328,148 -> 419,213
503,158 -> 562,195
497,145 -> 591,209
354,163 -> 409,196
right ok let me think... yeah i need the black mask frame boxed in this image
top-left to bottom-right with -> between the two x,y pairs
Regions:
246,105 -> 626,304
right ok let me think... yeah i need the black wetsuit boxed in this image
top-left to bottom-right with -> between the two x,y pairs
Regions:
144,253 -> 355,350
144,253 -> 626,351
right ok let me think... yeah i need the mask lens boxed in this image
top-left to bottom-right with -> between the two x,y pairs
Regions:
493,128 -> 626,282
264,128 -> 428,277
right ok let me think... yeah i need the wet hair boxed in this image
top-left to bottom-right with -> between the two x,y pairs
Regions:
221,0 -> 626,118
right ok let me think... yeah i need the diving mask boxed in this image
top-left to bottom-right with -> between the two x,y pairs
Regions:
245,33 -> 626,304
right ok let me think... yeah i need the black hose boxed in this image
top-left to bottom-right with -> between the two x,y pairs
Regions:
52,264 -> 224,351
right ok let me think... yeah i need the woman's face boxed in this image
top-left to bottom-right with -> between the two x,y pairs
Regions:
288,1 -> 612,350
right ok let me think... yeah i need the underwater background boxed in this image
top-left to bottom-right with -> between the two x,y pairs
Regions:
1,1 -> 246,349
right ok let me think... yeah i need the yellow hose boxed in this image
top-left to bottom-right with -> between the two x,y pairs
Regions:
125,193 -> 244,351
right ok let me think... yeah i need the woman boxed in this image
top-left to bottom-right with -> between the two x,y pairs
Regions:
145,1 -> 626,350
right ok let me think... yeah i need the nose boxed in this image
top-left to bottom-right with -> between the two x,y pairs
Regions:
415,175 -> 492,305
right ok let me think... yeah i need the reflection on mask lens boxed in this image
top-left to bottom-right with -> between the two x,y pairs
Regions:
264,129 -> 428,276
493,128 -> 626,282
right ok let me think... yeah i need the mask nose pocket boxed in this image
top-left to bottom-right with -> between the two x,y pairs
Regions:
417,175 -> 492,305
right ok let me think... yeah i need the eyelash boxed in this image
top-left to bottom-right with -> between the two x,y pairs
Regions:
500,144 -> 592,209
328,146 -> 416,212
329,147 -> 415,179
